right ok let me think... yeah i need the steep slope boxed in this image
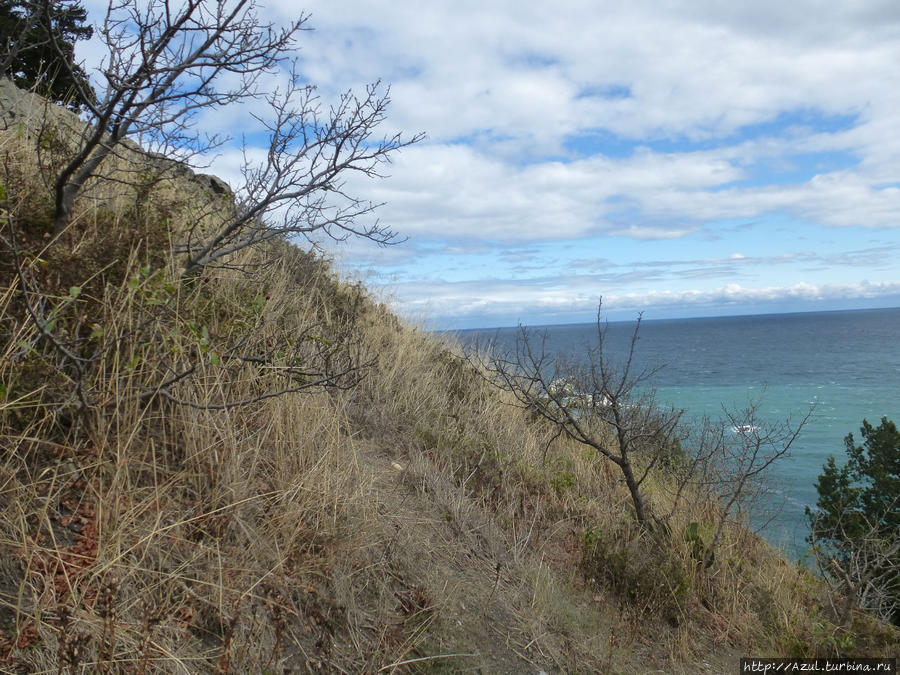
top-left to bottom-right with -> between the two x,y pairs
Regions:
0,82 -> 896,673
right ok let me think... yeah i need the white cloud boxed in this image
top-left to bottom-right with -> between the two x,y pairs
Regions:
276,0 -> 900,144
75,1 -> 900,325
351,144 -> 750,241
393,278 -> 900,326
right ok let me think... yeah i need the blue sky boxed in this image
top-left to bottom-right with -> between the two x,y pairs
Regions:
83,1 -> 900,328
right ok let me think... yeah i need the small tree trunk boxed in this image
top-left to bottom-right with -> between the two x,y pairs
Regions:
53,186 -> 75,234
620,457 -> 648,525
52,141 -> 111,235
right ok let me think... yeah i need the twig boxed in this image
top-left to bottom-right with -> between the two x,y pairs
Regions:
377,653 -> 475,672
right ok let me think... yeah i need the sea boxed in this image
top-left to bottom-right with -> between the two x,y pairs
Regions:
453,307 -> 900,560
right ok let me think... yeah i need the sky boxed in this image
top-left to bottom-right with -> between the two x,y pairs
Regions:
81,1 -> 900,329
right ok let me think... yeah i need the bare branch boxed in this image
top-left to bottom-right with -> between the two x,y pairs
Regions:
478,303 -> 683,527
50,0 -> 311,232
32,0 -> 421,280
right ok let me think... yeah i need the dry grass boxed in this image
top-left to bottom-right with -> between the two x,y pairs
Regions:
1,86 -> 897,673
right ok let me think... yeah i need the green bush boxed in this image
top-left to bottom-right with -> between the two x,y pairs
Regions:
807,417 -> 900,625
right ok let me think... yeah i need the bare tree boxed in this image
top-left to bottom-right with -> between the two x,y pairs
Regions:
696,402 -> 809,567
485,306 -> 683,527
44,0 -> 422,272
481,304 -> 810,563
178,76 -> 418,276
2,0 -> 421,420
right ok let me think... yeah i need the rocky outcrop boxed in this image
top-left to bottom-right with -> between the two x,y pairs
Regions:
0,76 -> 233,200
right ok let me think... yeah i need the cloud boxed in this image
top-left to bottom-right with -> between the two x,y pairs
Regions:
76,1 -> 900,326
395,278 -> 900,327
108,1 -> 900,244
350,144 -> 753,241
280,0 -> 900,144
609,225 -> 700,240
613,281 -> 900,309
360,240 -> 900,326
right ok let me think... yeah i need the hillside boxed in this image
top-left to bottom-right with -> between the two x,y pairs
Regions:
1,81 -> 897,673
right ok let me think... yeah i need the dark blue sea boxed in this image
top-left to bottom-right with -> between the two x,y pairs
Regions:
454,307 -> 900,559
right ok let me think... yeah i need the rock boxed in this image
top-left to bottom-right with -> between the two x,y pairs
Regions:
0,77 -> 233,199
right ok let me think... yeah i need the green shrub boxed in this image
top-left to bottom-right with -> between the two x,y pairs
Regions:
807,417 -> 900,625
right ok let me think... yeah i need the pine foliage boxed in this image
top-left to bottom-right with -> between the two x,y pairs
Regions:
808,417 -> 900,625
0,0 -> 93,108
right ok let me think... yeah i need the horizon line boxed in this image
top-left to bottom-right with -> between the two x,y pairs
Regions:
441,303 -> 900,333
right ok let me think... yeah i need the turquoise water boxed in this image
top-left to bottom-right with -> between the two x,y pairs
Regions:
456,308 -> 900,559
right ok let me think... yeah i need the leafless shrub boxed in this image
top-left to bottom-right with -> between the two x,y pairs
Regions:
1,1 -> 418,420
679,400 -> 811,567
478,303 -> 809,569
32,0 -> 421,274
481,305 -> 682,528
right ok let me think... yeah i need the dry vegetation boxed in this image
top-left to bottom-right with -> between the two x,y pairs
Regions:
1,88 -> 898,674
